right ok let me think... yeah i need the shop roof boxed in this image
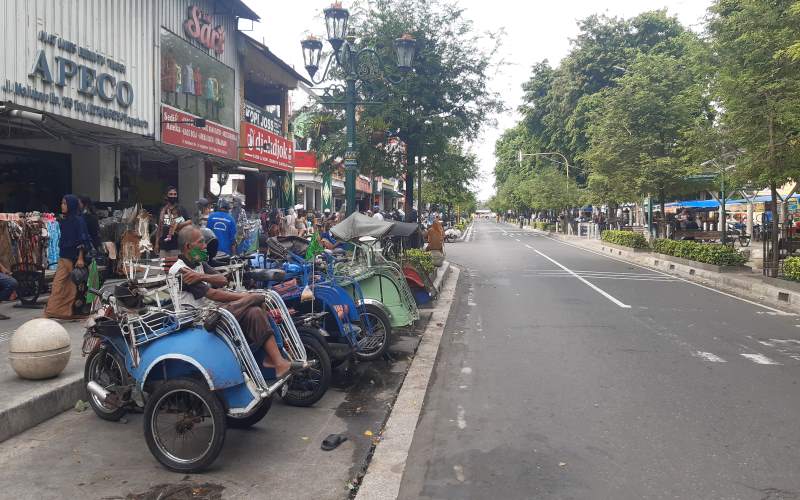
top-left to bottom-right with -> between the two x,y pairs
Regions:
223,0 -> 260,21
239,33 -> 312,89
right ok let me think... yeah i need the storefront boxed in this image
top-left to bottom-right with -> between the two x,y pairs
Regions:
0,0 -> 156,209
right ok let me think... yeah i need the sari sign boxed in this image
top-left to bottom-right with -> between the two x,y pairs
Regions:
184,6 -> 225,55
239,122 -> 294,172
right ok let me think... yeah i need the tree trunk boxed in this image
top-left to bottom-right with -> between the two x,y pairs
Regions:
768,111 -> 780,277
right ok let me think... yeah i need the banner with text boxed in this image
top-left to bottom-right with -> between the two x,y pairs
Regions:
239,122 -> 294,172
161,105 -> 237,159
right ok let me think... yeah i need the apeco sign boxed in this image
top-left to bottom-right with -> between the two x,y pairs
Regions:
183,6 -> 225,55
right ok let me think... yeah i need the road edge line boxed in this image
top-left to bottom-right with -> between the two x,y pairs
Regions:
355,266 -> 461,500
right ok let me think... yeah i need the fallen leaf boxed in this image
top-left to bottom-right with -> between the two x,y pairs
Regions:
301,436 -> 310,441
559,462 -> 567,467
364,430 -> 373,437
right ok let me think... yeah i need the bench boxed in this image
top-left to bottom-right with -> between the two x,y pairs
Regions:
673,230 -> 722,242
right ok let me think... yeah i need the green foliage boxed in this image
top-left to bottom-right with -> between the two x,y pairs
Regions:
533,222 -> 555,232
404,248 -> 434,275
601,230 -> 649,249
783,256 -> 800,281
650,239 -> 747,266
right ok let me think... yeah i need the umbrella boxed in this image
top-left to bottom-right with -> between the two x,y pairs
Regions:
331,212 -> 394,241
387,221 -> 421,238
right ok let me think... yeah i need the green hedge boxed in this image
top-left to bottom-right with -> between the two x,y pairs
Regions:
533,221 -> 555,232
783,256 -> 800,281
404,248 -> 435,275
601,230 -> 648,249
650,239 -> 747,267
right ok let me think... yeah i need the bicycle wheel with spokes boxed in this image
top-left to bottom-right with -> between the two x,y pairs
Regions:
354,304 -> 391,362
144,378 -> 226,473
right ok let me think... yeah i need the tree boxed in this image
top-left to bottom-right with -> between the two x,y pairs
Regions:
709,0 -> 800,274
348,0 -> 505,211
582,35 -> 711,210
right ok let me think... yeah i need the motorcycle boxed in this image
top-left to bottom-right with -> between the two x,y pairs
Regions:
82,260 -> 326,472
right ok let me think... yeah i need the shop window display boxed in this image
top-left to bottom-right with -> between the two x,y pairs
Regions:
160,28 -> 235,129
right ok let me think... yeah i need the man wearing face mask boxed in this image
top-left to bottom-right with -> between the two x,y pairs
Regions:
169,226 -> 302,377
155,186 -> 191,258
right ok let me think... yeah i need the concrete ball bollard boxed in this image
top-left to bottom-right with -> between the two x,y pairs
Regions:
8,318 -> 72,380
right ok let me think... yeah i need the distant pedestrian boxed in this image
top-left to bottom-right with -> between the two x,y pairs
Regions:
155,186 -> 191,257
45,194 -> 91,319
0,261 -> 18,318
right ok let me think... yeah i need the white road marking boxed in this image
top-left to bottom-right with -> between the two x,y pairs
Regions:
515,238 -> 521,242
692,351 -> 727,363
456,405 -> 467,429
740,353 -> 782,365
544,235 -> 795,316
531,248 -> 632,308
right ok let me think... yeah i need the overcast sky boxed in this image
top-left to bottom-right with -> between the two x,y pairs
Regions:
243,0 -> 713,201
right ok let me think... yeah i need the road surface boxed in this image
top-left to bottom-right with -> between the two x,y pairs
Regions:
398,219 -> 800,500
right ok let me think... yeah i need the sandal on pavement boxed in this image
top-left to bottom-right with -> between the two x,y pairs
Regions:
321,433 -> 348,451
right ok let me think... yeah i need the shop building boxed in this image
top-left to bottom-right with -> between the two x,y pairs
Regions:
1,0 -> 304,217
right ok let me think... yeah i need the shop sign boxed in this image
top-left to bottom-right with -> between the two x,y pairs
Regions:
240,122 -> 294,171
244,102 -> 282,136
356,176 -> 372,193
161,104 -> 237,159
293,151 -> 317,171
184,6 -> 226,55
2,30 -> 148,129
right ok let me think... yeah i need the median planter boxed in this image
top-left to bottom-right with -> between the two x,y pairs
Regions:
651,253 -> 751,274
600,241 -> 652,255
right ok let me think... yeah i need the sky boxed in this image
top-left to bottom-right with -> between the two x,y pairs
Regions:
242,0 -> 713,201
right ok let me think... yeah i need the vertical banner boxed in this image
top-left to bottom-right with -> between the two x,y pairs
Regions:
282,172 -> 294,208
322,170 -> 333,212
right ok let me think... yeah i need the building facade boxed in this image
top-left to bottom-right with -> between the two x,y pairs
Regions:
0,0 -> 303,215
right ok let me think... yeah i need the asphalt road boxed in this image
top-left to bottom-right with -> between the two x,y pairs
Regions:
398,219 -> 800,500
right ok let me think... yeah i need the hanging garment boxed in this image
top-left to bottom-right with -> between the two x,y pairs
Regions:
193,66 -> 203,96
184,63 -> 195,94
162,54 -> 177,92
46,220 -> 60,269
175,64 -> 183,94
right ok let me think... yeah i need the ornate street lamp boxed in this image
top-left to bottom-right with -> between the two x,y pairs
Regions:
301,2 -> 416,215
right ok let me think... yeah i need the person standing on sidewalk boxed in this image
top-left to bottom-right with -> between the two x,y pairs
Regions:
45,195 -> 91,320
0,261 -> 18,319
207,199 -> 237,257
154,186 -> 191,258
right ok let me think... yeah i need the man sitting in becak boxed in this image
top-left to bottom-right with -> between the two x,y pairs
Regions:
169,226 -> 304,378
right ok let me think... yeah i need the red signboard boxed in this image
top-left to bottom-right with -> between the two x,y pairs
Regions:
161,105 -> 237,159
239,122 -> 294,172
293,151 -> 317,171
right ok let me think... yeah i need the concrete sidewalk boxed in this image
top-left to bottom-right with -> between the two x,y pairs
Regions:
0,299 -> 87,443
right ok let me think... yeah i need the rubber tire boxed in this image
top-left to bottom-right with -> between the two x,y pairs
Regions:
226,396 -> 273,429
143,378 -> 226,473
354,304 -> 392,362
282,333 -> 332,407
84,347 -> 128,422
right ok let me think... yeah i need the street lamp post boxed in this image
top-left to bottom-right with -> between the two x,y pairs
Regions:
301,3 -> 416,216
518,150 -> 572,228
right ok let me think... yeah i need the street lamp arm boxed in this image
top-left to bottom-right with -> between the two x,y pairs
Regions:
307,49 -> 339,86
354,47 -> 407,85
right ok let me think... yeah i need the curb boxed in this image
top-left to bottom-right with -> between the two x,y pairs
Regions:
0,373 -> 85,443
355,265 -> 460,500
432,261 -> 450,292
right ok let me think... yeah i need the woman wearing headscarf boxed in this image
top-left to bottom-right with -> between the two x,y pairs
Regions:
45,195 -> 92,319
284,208 -> 298,237
426,215 -> 446,267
